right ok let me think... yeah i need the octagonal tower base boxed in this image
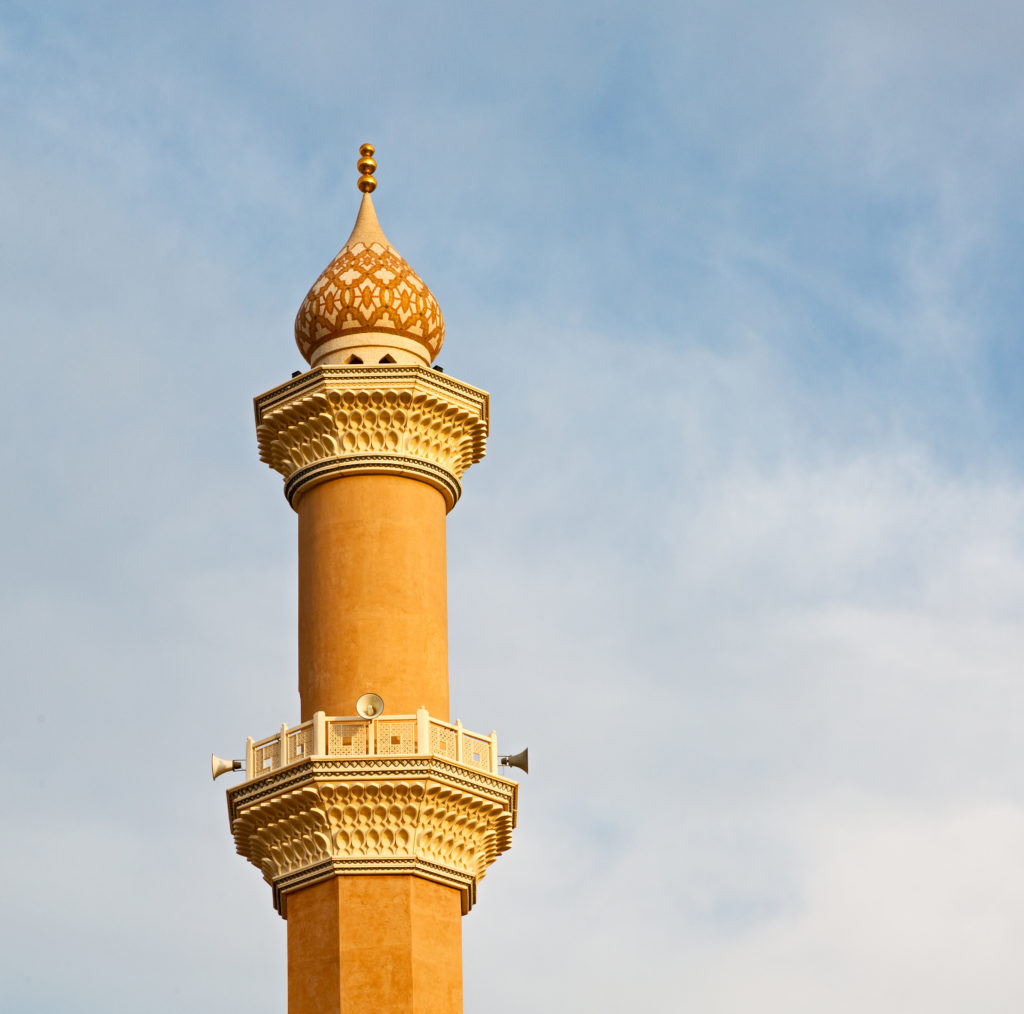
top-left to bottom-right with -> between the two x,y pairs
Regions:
288,877 -> 462,1014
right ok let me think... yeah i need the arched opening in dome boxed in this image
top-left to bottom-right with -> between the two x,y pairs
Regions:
379,354 -> 396,364
345,354 -> 364,364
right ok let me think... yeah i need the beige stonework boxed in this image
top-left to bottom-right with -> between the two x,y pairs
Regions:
228,753 -> 517,918
254,365 -> 489,510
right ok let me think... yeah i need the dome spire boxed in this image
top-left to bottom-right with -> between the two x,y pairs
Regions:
345,143 -> 387,247
294,144 -> 445,368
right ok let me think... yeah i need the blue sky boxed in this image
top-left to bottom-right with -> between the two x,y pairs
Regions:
3,1 -> 1024,1011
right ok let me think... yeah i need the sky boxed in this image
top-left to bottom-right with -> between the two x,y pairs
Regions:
3,0 -> 1024,1010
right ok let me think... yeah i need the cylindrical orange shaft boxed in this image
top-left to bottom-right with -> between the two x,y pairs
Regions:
296,474 -> 449,721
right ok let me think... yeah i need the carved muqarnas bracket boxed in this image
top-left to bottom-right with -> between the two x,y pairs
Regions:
227,758 -> 517,917
254,365 -> 489,510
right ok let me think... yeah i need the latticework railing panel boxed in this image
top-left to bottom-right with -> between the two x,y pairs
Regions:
285,726 -> 312,762
253,739 -> 280,774
327,721 -> 369,756
376,720 -> 416,755
461,734 -> 492,772
430,723 -> 458,760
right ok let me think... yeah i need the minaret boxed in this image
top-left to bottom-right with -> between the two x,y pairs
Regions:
218,146 -> 519,1014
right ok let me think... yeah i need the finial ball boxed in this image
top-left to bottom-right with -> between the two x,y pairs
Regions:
356,143 -> 378,193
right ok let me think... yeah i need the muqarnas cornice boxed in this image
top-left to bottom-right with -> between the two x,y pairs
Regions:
254,365 -> 489,510
227,756 -> 517,917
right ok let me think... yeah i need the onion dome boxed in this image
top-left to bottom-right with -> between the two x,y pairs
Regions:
294,144 -> 445,368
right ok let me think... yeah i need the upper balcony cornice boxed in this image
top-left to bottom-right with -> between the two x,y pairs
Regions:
253,365 -> 489,511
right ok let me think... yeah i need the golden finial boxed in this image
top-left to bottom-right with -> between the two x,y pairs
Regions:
357,143 -> 377,193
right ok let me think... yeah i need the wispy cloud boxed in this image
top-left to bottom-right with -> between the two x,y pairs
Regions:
3,1 -> 1023,1011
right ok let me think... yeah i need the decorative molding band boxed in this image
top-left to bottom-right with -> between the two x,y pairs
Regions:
269,856 -> 478,915
227,756 -> 517,918
253,366 -> 489,512
231,755 -> 518,814
255,365 -> 489,420
283,454 -> 461,510
232,756 -> 518,815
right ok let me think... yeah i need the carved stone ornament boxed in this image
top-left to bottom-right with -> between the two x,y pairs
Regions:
227,756 -> 517,917
254,365 -> 489,510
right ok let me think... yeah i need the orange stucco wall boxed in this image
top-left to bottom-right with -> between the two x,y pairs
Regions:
287,877 -> 463,1014
296,474 -> 449,721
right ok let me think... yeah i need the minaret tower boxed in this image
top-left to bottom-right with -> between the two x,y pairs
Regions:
218,146 -> 519,1014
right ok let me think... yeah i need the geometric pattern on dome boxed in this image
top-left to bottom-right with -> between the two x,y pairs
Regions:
295,240 -> 445,364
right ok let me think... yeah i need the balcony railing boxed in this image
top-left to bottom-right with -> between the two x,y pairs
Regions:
245,708 -> 499,780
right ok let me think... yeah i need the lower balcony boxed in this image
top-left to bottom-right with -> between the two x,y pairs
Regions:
243,708 -> 499,779
225,708 -> 517,917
